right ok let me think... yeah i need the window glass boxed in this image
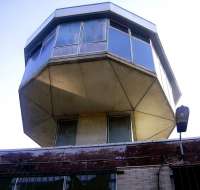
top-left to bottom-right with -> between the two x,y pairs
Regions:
110,20 -> 128,33
108,27 -> 132,62
152,44 -> 175,107
12,177 -> 64,190
9,174 -> 115,190
21,44 -> 43,87
82,19 -> 107,43
39,35 -> 55,65
108,115 -> 131,143
132,36 -> 155,72
131,28 -> 150,43
68,174 -> 115,190
26,44 -> 41,65
56,120 -> 77,146
56,22 -> 81,46
0,178 -> 12,190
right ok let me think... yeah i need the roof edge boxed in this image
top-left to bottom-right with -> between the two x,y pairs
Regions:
151,33 -> 181,103
25,2 -> 156,48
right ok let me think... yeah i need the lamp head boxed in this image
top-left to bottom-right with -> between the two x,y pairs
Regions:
175,105 -> 189,133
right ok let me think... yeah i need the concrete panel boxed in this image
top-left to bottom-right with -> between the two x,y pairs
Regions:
136,80 -> 174,120
49,63 -> 90,115
111,61 -> 155,108
79,60 -> 131,111
49,60 -> 131,115
134,111 -> 175,141
50,63 -> 86,96
20,94 -> 56,146
20,69 -> 51,114
76,113 -> 107,145
31,117 -> 57,147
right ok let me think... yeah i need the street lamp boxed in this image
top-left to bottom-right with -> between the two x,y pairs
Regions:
175,105 -> 190,160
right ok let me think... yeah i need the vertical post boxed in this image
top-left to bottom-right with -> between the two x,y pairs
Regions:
179,132 -> 184,160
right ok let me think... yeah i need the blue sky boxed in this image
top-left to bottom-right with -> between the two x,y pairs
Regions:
0,0 -> 199,149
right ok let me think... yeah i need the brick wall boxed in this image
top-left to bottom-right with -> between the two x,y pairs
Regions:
117,166 -> 174,190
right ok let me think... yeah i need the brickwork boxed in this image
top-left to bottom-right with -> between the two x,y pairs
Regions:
117,166 -> 174,190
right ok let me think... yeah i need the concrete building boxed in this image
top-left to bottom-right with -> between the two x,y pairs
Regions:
19,2 -> 181,146
1,3 -> 199,190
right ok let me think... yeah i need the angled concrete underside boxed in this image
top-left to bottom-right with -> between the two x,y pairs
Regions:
19,58 -> 175,146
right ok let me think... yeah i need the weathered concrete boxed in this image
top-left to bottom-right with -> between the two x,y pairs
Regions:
117,166 -> 174,190
76,113 -> 107,145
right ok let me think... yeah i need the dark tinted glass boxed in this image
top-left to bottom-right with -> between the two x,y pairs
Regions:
56,120 -> 77,146
0,178 -> 12,190
131,28 -> 150,43
108,115 -> 131,143
110,20 -> 128,33
56,22 -> 81,46
82,19 -> 106,43
69,174 -> 115,190
108,27 -> 132,62
132,36 -> 155,71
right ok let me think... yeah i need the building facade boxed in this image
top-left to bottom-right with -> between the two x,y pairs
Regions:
19,2 -> 181,147
1,3 -> 198,190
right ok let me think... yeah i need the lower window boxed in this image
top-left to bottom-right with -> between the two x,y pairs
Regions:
8,174 -> 116,190
56,119 -> 78,146
108,115 -> 132,143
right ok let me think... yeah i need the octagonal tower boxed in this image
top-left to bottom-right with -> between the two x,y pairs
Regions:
19,3 -> 181,147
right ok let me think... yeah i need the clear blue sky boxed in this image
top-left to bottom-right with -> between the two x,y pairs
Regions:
0,0 -> 199,149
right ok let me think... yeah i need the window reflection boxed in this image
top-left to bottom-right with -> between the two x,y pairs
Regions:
27,18 -> 158,74
132,36 -> 155,72
56,22 -> 81,46
82,19 -> 107,43
39,35 -> 55,65
108,27 -> 132,62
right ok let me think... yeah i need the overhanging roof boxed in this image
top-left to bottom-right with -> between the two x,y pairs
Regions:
25,2 -> 156,48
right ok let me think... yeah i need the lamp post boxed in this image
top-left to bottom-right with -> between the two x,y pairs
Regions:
175,105 -> 190,160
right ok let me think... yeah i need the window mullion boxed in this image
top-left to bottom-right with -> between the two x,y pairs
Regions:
128,28 -> 134,64
77,22 -> 84,55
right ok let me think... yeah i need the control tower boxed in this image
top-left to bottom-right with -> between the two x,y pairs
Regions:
19,3 -> 181,147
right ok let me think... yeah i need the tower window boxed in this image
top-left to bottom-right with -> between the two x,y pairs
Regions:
82,19 -> 107,43
108,115 -> 132,143
56,119 -> 78,146
56,22 -> 81,46
110,20 -> 129,33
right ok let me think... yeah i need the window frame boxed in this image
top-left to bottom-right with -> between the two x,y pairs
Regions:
55,22 -> 82,47
108,24 -> 132,62
107,114 -> 132,143
55,118 -> 78,146
130,34 -> 155,71
81,18 -> 108,44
